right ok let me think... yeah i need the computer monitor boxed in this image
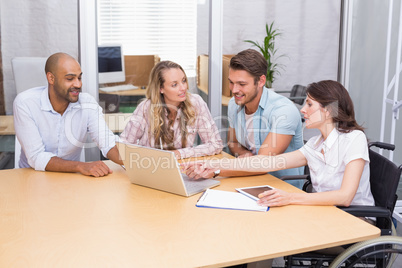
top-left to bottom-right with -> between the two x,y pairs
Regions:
98,44 -> 126,84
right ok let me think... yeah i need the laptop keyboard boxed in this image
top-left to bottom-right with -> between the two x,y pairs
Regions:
182,174 -> 219,195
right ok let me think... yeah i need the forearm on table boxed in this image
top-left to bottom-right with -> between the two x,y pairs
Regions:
106,146 -> 124,165
178,143 -> 223,159
203,155 -> 276,173
45,157 -> 83,173
218,169 -> 267,177
287,190 -> 352,207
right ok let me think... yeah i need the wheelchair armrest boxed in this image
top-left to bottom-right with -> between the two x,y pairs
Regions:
280,175 -> 311,192
275,90 -> 292,94
280,175 -> 310,181
288,96 -> 307,100
338,205 -> 391,218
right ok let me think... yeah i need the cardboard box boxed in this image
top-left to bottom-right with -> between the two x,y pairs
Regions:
222,55 -> 235,97
124,55 -> 160,87
103,55 -> 160,87
197,55 -> 209,93
197,54 -> 234,97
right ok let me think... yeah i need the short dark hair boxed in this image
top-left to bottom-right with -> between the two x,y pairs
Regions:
306,80 -> 364,133
229,49 -> 267,84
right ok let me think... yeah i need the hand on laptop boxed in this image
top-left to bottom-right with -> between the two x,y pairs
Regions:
181,161 -> 216,180
172,150 -> 182,160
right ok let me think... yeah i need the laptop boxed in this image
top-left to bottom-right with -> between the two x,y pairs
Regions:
117,142 -> 220,197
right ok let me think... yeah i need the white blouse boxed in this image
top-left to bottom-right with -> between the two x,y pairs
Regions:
299,129 -> 375,206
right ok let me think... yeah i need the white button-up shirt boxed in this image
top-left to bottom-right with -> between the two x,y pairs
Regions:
13,86 -> 118,171
299,129 -> 374,206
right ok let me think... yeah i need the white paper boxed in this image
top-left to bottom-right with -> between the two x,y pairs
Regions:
196,189 -> 268,212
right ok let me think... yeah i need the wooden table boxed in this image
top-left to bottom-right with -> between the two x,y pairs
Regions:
0,160 -> 380,267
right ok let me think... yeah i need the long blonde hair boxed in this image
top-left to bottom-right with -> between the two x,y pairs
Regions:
146,61 -> 196,149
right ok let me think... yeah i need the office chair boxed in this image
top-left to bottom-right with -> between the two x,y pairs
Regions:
11,57 -> 48,168
280,142 -> 402,268
99,93 -> 120,113
11,57 -> 48,95
275,85 -> 307,106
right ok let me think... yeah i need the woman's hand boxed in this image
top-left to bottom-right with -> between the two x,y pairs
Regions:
257,188 -> 292,207
172,150 -> 182,160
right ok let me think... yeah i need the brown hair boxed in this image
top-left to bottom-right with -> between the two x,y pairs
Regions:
306,80 -> 364,133
229,49 -> 267,84
145,60 -> 196,149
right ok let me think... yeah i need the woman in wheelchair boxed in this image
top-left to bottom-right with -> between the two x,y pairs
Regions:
184,80 -> 375,213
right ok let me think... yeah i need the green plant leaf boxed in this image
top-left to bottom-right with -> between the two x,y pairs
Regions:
244,21 -> 287,87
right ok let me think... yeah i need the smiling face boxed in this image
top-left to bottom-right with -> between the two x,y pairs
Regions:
160,68 -> 187,107
300,95 -> 331,129
228,68 -> 264,113
49,56 -> 82,104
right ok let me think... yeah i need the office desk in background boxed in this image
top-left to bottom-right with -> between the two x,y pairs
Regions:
0,115 -> 16,153
0,160 -> 380,267
99,87 -> 147,96
99,85 -> 233,107
0,114 -> 132,135
0,115 -> 14,135
198,84 -> 231,106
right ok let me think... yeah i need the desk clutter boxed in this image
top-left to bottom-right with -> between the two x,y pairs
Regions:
99,84 -> 138,92
100,55 -> 159,92
98,55 -> 159,112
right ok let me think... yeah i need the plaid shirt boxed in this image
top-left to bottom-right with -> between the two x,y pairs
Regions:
120,94 -> 223,158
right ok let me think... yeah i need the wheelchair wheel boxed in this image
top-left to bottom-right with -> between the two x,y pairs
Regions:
329,236 -> 402,268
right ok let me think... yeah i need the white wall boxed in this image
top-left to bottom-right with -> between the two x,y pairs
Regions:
197,0 -> 341,92
1,0 -> 78,115
347,0 -> 402,165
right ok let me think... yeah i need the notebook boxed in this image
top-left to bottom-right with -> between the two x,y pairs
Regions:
196,189 -> 269,212
117,142 -> 220,197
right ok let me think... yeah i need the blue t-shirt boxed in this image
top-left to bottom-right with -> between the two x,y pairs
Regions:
228,88 -> 304,184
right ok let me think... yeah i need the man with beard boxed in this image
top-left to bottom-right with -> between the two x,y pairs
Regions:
226,49 -> 304,186
13,52 -> 123,177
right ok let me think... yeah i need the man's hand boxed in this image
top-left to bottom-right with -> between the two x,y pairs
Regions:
237,151 -> 254,158
77,161 -> 113,177
181,162 -> 216,180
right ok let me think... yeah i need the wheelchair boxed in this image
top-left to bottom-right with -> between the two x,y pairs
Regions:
278,142 -> 402,268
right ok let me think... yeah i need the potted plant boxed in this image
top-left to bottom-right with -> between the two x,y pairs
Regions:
245,21 -> 286,88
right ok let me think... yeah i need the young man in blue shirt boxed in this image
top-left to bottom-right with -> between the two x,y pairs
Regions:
227,49 -> 304,186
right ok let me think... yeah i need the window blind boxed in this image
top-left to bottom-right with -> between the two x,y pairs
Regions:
97,0 -> 197,76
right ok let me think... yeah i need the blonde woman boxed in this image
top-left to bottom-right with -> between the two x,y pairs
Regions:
120,61 -> 223,159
